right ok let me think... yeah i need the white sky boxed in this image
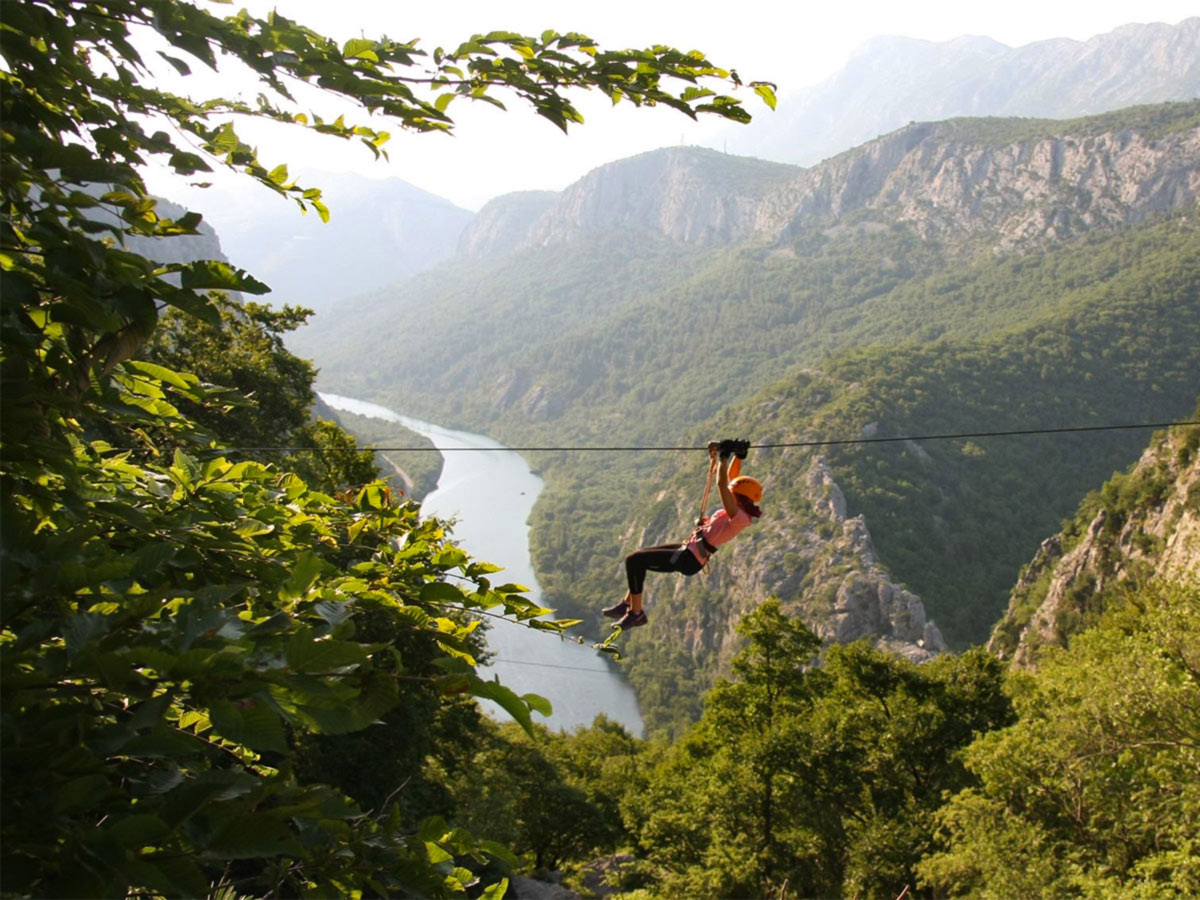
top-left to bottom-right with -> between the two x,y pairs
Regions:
143,1 -> 1199,211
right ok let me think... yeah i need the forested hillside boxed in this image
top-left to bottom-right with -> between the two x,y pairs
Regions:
613,215 -> 1199,730
303,101 -> 1200,436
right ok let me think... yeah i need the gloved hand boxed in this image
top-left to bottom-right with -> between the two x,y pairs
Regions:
718,439 -> 736,459
734,439 -> 750,460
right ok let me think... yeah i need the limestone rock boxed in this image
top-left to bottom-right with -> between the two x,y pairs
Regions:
990,423 -> 1200,666
457,191 -> 558,260
642,453 -> 947,689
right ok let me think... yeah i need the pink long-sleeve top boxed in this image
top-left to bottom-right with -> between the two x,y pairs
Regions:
686,506 -> 753,563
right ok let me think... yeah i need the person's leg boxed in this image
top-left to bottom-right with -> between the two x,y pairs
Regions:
624,545 -> 683,613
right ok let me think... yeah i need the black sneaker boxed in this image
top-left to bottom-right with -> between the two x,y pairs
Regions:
601,600 -> 629,619
615,610 -> 648,629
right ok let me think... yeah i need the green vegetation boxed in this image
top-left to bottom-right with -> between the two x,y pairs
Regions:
303,156 -> 1198,677
6,2 -> 1196,896
931,97 -> 1200,145
537,213 -> 1200,645
919,580 -> 1200,899
623,601 -> 1013,900
466,580 -> 1195,900
142,297 -> 380,494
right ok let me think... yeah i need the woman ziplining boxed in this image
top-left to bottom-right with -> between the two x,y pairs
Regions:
602,438 -> 762,630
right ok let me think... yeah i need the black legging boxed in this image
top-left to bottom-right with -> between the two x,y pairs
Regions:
625,543 -> 704,594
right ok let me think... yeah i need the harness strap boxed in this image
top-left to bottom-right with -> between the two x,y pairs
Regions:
670,456 -> 721,568
697,456 -> 717,526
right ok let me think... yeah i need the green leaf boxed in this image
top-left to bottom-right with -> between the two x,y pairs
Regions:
279,552 -> 324,601
343,38 -> 379,62
285,633 -> 368,673
63,613 -> 110,659
125,359 -> 197,391
480,878 -> 510,900
205,814 -> 303,859
420,581 -> 467,605
176,260 -> 271,294
521,692 -> 552,717
425,841 -> 453,864
208,699 -> 288,753
752,81 -> 778,110
471,678 -> 536,737
156,51 -> 192,76
171,448 -> 201,488
53,774 -> 110,814
108,814 -> 170,846
478,839 -> 520,868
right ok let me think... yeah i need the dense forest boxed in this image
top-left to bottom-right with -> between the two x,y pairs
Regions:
3,3 -> 1197,899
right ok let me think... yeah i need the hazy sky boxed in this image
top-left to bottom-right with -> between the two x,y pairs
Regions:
143,1 -> 1198,212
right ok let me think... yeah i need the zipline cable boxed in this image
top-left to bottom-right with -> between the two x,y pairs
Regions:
208,419 -> 1200,455
491,657 -> 618,674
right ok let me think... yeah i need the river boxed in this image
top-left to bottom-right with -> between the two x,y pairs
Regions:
320,393 -> 644,737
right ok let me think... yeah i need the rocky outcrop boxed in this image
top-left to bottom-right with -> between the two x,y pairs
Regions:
773,117 -> 1200,250
457,190 -> 558,259
523,148 -> 799,248
794,458 -> 946,659
990,422 -> 1200,666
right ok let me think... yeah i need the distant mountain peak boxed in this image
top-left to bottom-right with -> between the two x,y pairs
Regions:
723,17 -> 1200,166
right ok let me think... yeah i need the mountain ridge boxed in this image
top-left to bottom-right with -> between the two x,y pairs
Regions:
448,101 -> 1200,261
723,17 -> 1200,167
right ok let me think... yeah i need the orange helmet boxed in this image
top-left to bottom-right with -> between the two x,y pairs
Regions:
729,476 -> 763,503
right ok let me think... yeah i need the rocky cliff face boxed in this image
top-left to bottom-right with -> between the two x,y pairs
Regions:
989,421 -> 1200,667
524,148 -> 799,248
459,103 -> 1200,260
634,454 -> 945,689
772,115 -> 1200,250
457,191 -> 558,260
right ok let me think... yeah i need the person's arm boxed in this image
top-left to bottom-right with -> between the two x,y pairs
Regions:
716,449 -> 738,517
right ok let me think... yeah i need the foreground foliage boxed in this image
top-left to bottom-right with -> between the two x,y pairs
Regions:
919,580 -> 1200,899
0,429 -> 547,896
